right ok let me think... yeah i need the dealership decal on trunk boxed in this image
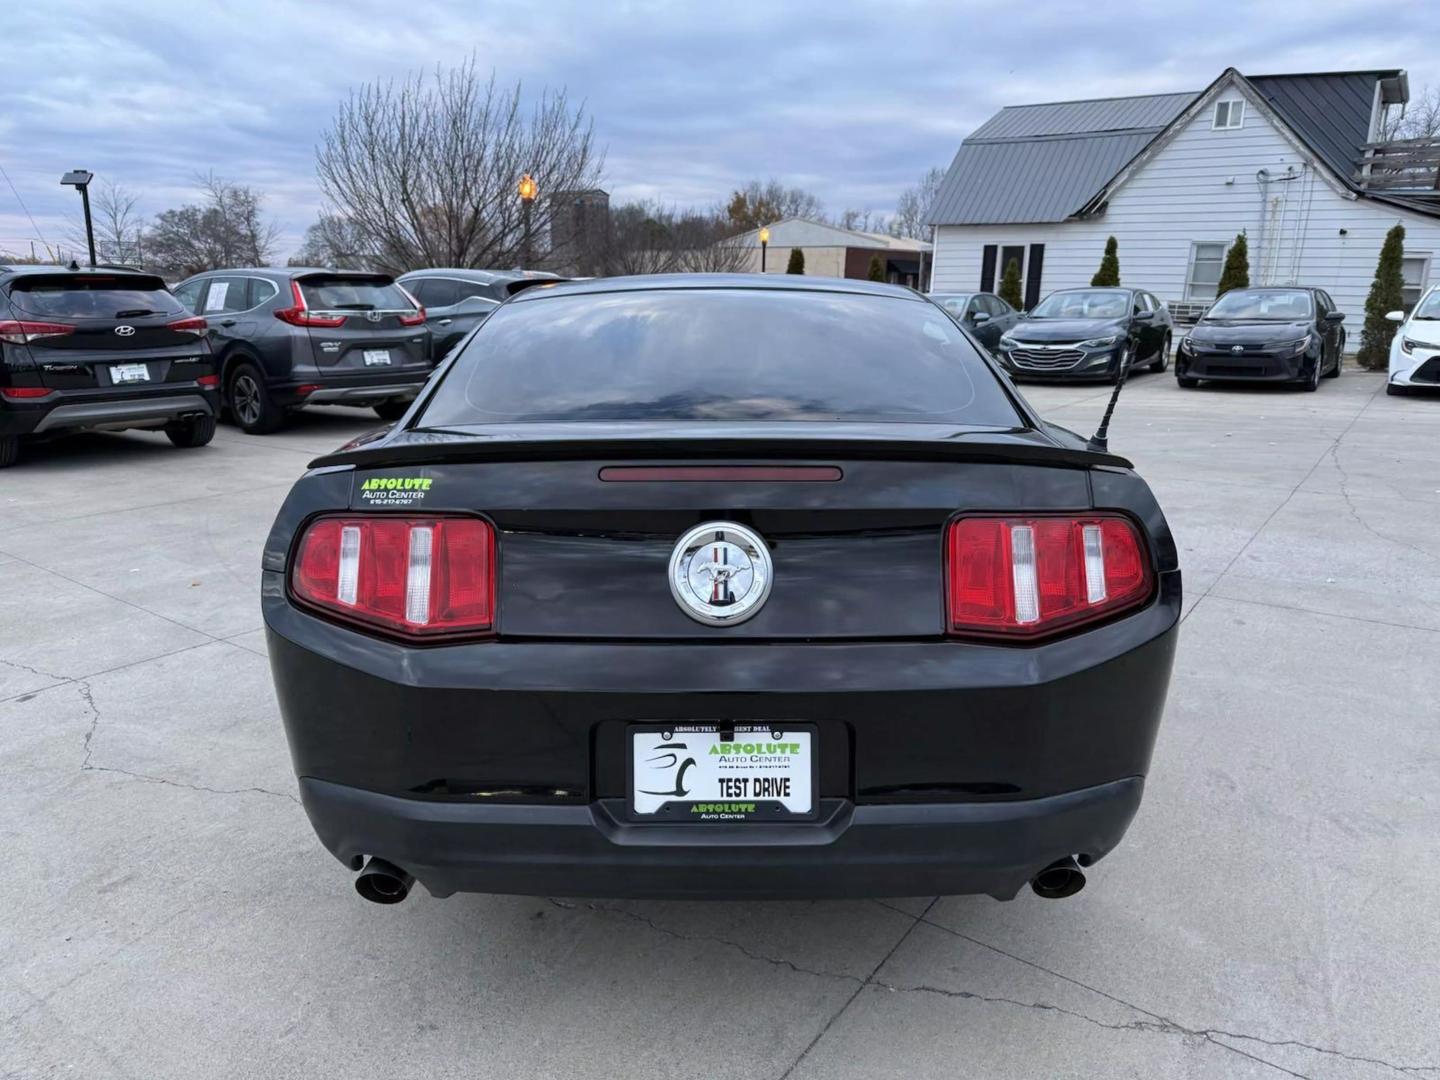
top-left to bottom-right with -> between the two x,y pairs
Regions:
358,476 -> 433,506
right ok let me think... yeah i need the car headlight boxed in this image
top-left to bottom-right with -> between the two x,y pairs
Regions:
1179,336 -> 1198,354
1280,337 -> 1311,356
998,334 -> 1019,349
1076,336 -> 1119,350
1398,336 -> 1435,355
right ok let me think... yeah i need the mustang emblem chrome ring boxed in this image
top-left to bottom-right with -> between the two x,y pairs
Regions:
669,521 -> 773,626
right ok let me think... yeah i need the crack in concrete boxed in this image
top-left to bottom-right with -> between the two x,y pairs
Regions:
74,682 -> 298,804
0,657 -> 69,683
890,910 -> 1440,1079
1328,440 -> 1439,562
545,899 -> 861,982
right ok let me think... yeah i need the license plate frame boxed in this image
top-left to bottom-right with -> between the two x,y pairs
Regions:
362,349 -> 392,366
111,362 -> 150,384
627,722 -> 819,824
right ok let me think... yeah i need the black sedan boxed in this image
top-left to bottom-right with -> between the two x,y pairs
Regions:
263,275 -> 1180,904
929,291 -> 1022,351
995,287 -> 1173,381
1176,286 -> 1344,391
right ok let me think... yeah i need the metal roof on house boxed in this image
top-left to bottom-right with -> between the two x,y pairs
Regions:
1248,71 -> 1399,189
733,218 -> 931,251
926,91 -> 1194,227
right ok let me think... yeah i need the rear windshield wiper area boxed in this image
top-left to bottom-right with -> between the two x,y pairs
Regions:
114,308 -> 159,318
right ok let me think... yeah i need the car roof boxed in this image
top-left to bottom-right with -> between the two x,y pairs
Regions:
182,267 -> 393,281
0,264 -> 159,280
510,273 -> 922,304
398,268 -> 561,284
1220,285 -> 1320,293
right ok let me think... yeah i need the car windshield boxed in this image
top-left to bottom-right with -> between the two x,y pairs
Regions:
1412,291 -> 1440,320
1205,289 -> 1313,320
1029,290 -> 1128,319
298,276 -> 414,311
6,274 -> 185,318
418,287 -> 1022,427
934,294 -> 971,314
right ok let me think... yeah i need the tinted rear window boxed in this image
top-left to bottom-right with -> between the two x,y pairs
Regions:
418,288 -> 1021,426
6,274 -> 184,319
298,276 -> 414,311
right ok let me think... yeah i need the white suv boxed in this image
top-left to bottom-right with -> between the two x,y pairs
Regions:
1387,287 -> 1440,395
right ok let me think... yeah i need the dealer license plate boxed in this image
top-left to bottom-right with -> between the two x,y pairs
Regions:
629,723 -> 816,822
362,349 -> 391,366
111,363 -> 150,384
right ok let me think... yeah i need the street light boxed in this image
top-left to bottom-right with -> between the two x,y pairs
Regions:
759,226 -> 770,272
60,169 -> 96,267
517,173 -> 538,269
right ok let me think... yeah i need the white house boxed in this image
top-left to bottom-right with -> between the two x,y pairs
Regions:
927,68 -> 1438,341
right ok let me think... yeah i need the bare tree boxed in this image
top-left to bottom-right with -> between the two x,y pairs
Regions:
597,202 -> 749,275
316,57 -> 603,273
290,213 -> 377,269
890,166 -> 946,240
838,207 -> 889,233
724,179 -> 825,230
145,172 -> 281,277
1382,85 -> 1440,141
67,182 -> 145,265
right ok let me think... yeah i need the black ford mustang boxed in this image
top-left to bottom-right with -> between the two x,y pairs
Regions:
263,275 -> 1180,904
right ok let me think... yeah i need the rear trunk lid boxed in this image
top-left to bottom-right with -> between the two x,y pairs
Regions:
4,273 -> 210,390
294,274 -> 430,373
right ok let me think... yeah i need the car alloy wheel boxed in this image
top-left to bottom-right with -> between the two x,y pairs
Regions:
233,373 -> 263,426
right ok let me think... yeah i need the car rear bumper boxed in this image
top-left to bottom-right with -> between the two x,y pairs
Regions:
2,388 -> 217,436
299,774 -> 1145,900
278,371 -> 430,407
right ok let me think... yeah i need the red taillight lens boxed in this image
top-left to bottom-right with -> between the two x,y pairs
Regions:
0,320 -> 75,344
398,307 -> 426,327
291,516 -> 496,639
274,280 -> 347,328
166,316 -> 208,335
197,374 -> 220,388
1,386 -> 56,399
945,515 -> 1152,639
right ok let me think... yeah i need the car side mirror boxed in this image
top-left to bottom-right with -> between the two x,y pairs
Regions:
971,311 -> 991,325
1133,310 -> 1156,322
1325,311 -> 1346,324
1385,310 -> 1405,323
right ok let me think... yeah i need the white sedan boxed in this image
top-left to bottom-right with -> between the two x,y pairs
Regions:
1387,287 -> 1440,395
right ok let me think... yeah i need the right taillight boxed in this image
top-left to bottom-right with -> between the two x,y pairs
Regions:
946,515 -> 1152,639
290,515 -> 496,640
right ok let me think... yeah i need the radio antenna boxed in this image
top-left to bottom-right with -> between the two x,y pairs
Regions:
1087,356 -> 1132,453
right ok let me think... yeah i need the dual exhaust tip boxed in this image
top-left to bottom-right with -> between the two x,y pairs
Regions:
355,854 -> 1087,904
1030,856 -> 1086,900
355,857 -> 414,905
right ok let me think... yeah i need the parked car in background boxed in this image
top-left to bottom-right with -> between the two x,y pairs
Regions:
1385,286 -> 1440,396
1,264 -> 219,467
397,269 -> 563,361
930,291 -> 1022,352
995,287 -> 1172,382
172,268 -> 431,432
1176,286 -> 1343,392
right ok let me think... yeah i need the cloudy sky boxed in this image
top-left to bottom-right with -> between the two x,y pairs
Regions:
3,0 -> 1438,260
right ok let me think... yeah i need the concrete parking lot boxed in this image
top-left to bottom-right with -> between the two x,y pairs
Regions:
2,369 -> 1437,1079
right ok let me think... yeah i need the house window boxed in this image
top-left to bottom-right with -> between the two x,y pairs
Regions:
1402,255 -> 1430,311
1186,242 -> 1228,300
1213,100 -> 1245,130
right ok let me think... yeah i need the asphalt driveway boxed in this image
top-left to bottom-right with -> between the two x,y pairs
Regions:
2,369 -> 1437,1079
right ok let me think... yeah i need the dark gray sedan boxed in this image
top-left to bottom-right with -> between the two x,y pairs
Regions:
930,292 -> 1022,352
995,287 -> 1174,382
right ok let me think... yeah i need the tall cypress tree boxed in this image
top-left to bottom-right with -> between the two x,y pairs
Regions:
867,254 -> 885,281
1216,232 -> 1249,296
1090,236 -> 1120,287
786,247 -> 805,274
998,257 -> 1024,310
1358,224 -> 1405,370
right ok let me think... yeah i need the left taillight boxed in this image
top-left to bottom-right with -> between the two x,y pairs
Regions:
946,515 -> 1153,639
166,316 -> 208,336
0,320 -> 75,344
290,515 -> 495,640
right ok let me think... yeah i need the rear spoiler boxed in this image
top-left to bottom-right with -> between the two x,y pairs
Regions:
504,276 -> 567,297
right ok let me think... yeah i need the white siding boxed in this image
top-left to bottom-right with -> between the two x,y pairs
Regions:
932,83 -> 1440,348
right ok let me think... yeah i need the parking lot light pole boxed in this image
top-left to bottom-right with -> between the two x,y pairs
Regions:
517,173 -> 538,269
60,169 -> 96,267
759,226 -> 770,272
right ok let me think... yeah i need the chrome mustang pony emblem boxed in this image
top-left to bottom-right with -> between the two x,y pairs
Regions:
669,522 -> 773,626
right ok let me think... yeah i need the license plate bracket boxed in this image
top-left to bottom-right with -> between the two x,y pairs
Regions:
627,722 -> 819,823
